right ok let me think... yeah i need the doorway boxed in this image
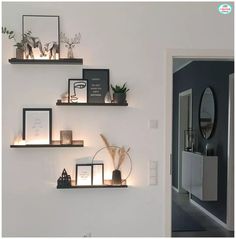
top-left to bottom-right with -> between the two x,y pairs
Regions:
164,49 -> 234,237
172,59 -> 234,237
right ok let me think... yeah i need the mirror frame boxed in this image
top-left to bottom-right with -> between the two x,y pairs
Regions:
199,87 -> 216,139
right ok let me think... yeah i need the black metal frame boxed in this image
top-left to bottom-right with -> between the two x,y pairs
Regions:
68,79 -> 88,103
75,164 -> 93,186
22,15 -> 60,58
22,108 -> 52,144
199,86 -> 216,140
82,69 -> 110,103
92,163 -> 104,185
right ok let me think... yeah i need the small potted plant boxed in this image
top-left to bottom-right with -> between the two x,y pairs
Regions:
111,83 -> 129,104
2,27 -> 24,59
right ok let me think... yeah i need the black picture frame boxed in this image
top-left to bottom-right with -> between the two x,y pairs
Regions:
68,79 -> 88,103
22,15 -> 60,59
83,69 -> 110,103
76,164 -> 93,186
92,163 -> 104,185
23,108 -> 52,144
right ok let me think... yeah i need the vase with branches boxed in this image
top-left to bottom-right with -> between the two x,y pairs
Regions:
100,134 -> 130,185
60,32 -> 81,58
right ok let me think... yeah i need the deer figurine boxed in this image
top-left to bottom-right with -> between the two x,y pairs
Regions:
60,32 -> 81,58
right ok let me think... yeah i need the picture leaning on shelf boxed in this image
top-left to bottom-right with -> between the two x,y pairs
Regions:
11,108 -> 84,147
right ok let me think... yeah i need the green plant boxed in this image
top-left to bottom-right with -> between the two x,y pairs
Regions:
2,27 -> 15,40
2,26 -> 26,50
111,83 -> 129,94
14,42 -> 24,49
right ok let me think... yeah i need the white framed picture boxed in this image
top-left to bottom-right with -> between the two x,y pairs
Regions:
92,163 -> 104,185
68,79 -> 88,103
23,108 -> 52,145
76,164 -> 92,186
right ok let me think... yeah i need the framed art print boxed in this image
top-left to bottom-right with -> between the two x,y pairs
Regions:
68,79 -> 88,103
83,69 -> 109,103
23,108 -> 52,145
22,15 -> 60,59
92,163 -> 104,185
76,164 -> 92,186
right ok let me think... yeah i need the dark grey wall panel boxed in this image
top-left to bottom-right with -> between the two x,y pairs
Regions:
172,61 -> 234,222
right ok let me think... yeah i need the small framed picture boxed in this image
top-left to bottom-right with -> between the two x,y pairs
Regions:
76,164 -> 92,186
83,69 -> 110,103
92,163 -> 104,185
23,108 -> 52,144
68,79 -> 88,103
60,130 -> 72,145
22,15 -> 60,59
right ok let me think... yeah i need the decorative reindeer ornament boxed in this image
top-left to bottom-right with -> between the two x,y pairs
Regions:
60,32 -> 81,58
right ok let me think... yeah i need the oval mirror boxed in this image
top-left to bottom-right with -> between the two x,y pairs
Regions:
199,87 -> 215,139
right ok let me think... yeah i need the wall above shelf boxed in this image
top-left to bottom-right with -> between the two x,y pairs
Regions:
56,101 -> 128,106
8,58 -> 83,65
10,140 -> 84,148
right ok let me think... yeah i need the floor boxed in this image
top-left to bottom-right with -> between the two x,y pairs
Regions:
172,189 -> 234,237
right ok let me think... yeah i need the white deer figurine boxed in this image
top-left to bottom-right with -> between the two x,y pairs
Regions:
60,32 -> 81,58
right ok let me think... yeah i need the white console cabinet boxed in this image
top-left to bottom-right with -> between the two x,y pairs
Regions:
182,151 -> 218,201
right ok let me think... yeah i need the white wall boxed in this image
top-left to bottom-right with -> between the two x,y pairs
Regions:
2,2 -> 233,237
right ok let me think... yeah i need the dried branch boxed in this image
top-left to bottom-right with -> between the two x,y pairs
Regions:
100,134 -> 130,170
60,32 -> 70,44
117,147 -> 126,170
100,134 -> 116,169
71,33 -> 81,44
60,32 -> 81,45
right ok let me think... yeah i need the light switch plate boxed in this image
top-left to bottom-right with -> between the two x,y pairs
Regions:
149,160 -> 158,185
149,120 -> 158,129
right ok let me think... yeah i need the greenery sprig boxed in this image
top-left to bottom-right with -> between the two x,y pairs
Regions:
2,27 -> 15,40
2,27 -> 30,50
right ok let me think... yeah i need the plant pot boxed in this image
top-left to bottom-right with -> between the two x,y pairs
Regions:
113,93 -> 126,104
16,48 -> 24,59
112,169 -> 122,185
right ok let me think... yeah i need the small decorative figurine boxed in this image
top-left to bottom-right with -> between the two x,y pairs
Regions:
57,169 -> 72,188
23,31 -> 46,59
60,32 -> 81,58
44,41 -> 59,59
61,92 -> 69,103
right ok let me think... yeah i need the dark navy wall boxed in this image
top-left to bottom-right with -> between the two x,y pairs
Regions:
172,61 -> 234,222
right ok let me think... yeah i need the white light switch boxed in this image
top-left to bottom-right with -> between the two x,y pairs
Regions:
149,160 -> 158,185
150,176 -> 157,185
149,120 -> 158,129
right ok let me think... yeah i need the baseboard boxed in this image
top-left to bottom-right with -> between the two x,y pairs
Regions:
190,198 -> 230,230
172,186 -> 179,193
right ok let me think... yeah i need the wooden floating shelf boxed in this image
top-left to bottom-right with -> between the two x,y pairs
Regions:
57,180 -> 128,189
56,101 -> 128,106
57,185 -> 128,189
9,58 -> 83,65
10,140 -> 84,148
